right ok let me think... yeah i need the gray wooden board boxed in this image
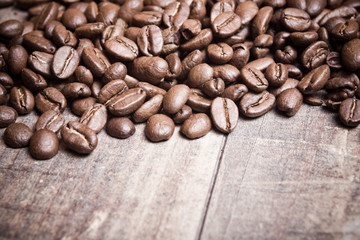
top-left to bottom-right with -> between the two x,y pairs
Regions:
1,6 -> 360,240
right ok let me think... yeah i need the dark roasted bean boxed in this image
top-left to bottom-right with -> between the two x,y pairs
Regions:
239,91 -> 276,118
79,103 -> 107,133
36,87 -> 67,113
210,97 -> 238,133
0,106 -> 17,128
35,110 -> 64,132
181,113 -> 211,139
339,98 -> 360,127
145,114 -> 175,142
10,86 -> 35,115
106,117 -> 135,139
4,123 -> 33,148
276,88 -> 303,116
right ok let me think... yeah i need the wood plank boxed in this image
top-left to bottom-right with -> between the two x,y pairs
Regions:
200,105 -> 360,240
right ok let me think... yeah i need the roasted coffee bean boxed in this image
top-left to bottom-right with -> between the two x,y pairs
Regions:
281,8 -> 311,32
61,121 -> 98,154
187,88 -> 212,113
35,110 -> 64,133
275,45 -> 298,64
28,51 -> 53,78
339,98 -> 360,127
211,11 -> 241,38
44,20 -> 62,39
0,20 -> 23,39
76,38 -> 94,58
229,43 -> 250,69
319,6 -> 357,26
75,22 -> 105,38
125,27 -> 141,42
252,6 -> 273,37
303,95 -> 324,106
298,65 -> 330,94
207,43 -> 233,64
132,56 -> 168,85
210,97 -> 238,134
201,78 -> 225,98
179,49 -> 203,80
221,84 -> 248,102
165,53 -> 181,79
4,123 -> 33,148
213,64 -> 240,85
98,79 -> 128,104
0,84 -> 6,105
21,68 -> 47,92
105,36 -> 139,62
265,63 -> 288,87
181,28 -> 213,52
287,0 -> 327,17
163,84 -> 190,115
8,45 -> 28,76
276,88 -> 303,117
106,117 -> 135,139
96,2 -> 120,26
71,97 -> 97,116
270,78 -> 299,97
106,88 -> 146,117
241,67 -> 268,93
172,105 -> 192,124
132,11 -> 162,27
245,57 -> 275,72
145,114 -> 175,142
301,41 -> 329,70
53,24 -> 78,47
0,72 -> 14,90
0,106 -> 17,128
286,64 -> 303,80
331,19 -> 359,41
79,103 -> 107,133
210,1 -> 233,23
290,31 -> 318,47
74,66 -> 93,86
103,63 -> 127,84
326,52 -> 342,69
10,86 -> 35,115
239,91 -> 276,118
236,1 -> 258,26
180,19 -> 202,40
84,1 -> 98,22
342,38 -> 360,72
162,26 -> 181,55
163,1 -> 189,28
29,129 -> 59,160
132,94 -> 163,123
180,113 -> 211,139
273,31 -> 291,49
61,82 -> 91,101
82,47 -> 111,77
36,87 -> 67,113
52,46 -> 79,79
34,2 -> 58,30
62,8 -> 87,30
187,63 -> 213,88
101,25 -> 125,46
137,25 -> 163,56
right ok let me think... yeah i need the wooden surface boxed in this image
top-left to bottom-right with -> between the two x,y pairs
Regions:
1,7 -> 360,240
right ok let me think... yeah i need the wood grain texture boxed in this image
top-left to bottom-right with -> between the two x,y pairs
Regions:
200,106 -> 360,240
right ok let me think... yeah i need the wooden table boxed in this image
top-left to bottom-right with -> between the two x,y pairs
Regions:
1,7 -> 360,240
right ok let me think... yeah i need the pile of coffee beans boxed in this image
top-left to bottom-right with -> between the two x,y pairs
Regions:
0,0 -> 359,159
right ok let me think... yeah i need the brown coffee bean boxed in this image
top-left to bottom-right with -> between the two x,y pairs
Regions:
172,105 -> 192,124
132,94 -> 163,123
229,43 -> 250,69
107,88 -> 146,117
213,64 -> 240,85
341,38 -> 360,72
245,57 -> 275,72
74,66 -> 93,86
326,52 -> 342,69
74,22 -> 105,38
281,8 -> 311,32
187,88 -> 212,113
239,91 -> 276,118
236,1 -> 258,26
0,105 -> 17,128
145,114 -> 175,142
76,38 -> 94,58
298,65 -> 330,94
275,45 -> 298,64
181,113 -> 211,139
8,45 -> 28,76
133,11 -> 162,27
10,86 -> 35,115
181,28 -> 213,52
163,84 -> 190,115
301,41 -> 329,70
290,31 -> 319,47
132,56 -> 168,85
221,84 -> 248,102
52,46 -> 80,79
165,53 -> 181,79
82,47 -> 111,77
210,97 -> 238,134
339,98 -> 360,127
201,78 -> 225,98
106,117 -> 135,139
53,24 -> 78,47
241,67 -> 269,93
163,1 -> 190,28
104,36 -> 139,62
286,64 -> 303,80
180,19 -> 202,40
270,78 -> 299,97
34,2 -> 58,30
252,6 -> 273,37
61,82 -> 91,101
0,72 -> 14,90
29,129 -> 59,160
21,68 -> 47,92
0,20 -> 23,39
137,25 -> 163,56
36,87 -> 67,113
61,121 -> 98,154
98,79 -> 128,104
276,88 -> 303,117
179,49 -> 203,80
103,63 -> 127,84
96,2 -> 120,26
62,8 -> 87,30
71,97 -> 97,116
4,123 -> 33,148
187,63 -> 213,88
207,43 -> 233,64
35,109 -> 65,133
211,11 -> 241,38
28,51 -> 53,78
79,103 -> 107,133
265,63 -> 288,87
136,82 -> 166,99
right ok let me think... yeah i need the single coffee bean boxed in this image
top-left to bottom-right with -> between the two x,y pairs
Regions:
125,26 -> 141,42
35,109 -> 64,133
241,67 -> 269,93
229,43 -> 250,69
207,43 -> 233,64
145,114 -> 175,142
339,98 -> 360,127
165,53 -> 181,79
76,38 -> 94,58
29,129 -> 59,160
132,56 -> 168,85
23,33 -> 57,54
326,52 -> 342,69
104,36 -> 139,62
303,95 -> 324,106
36,87 -> 67,113
74,22 -> 105,38
287,0 -> 327,17
179,49 -> 203,80
210,97 -> 238,134
136,82 -> 166,99
52,46 -> 80,79
181,113 -> 211,139
180,19 -> 202,40
96,2 -> 120,26
71,97 -> 97,116
53,24 -> 78,47
107,88 -> 146,117
0,72 -> 14,90
276,88 -> 303,117
62,8 -> 87,30
0,19 -> 23,39
212,11 -> 241,38
0,106 -> 17,128
298,65 -> 330,94
213,64 -> 240,85
290,31 -> 319,47
239,91 -> 276,118
163,1 -> 190,28
106,117 -> 135,139
28,51 -> 53,78
118,0 -> 143,23
101,25 -> 125,45
82,47 -> 111,77
132,11 -> 162,27
252,6 -> 273,37
188,0 -> 206,20
0,84 -> 6,105
98,79 -> 128,105
35,2 -> 58,30
301,41 -> 329,70
281,8 -> 311,32
172,105 -> 192,124
187,88 -> 212,113
137,25 -> 163,56
319,6 -> 358,26
236,1 -> 258,26
10,86 -> 35,115
163,84 -> 190,115
245,57 -> 275,72
201,78 -> 225,98
265,63 -> 288,87
181,28 -> 213,52
103,62 -> 127,84
210,1 -> 233,23
44,20 -> 62,39
132,94 -> 163,123
79,103 -> 107,133
275,45 -> 298,64
21,68 -> 47,92
61,121 -> 98,154
61,82 -> 91,101
4,123 -> 33,148
331,18 -> 358,41
74,66 -> 93,86
8,45 -> 28,76
221,84 -> 248,102
341,38 -> 360,72
286,64 -> 303,80
187,63 -> 213,88
270,78 -> 299,97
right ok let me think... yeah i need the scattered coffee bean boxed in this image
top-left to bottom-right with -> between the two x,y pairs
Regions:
29,129 -> 59,160
239,91 -> 276,118
106,117 -> 135,139
10,86 -> 35,115
79,103 -> 107,133
339,98 -> 360,127
210,97 -> 238,134
181,113 -> 211,139
0,105 -> 17,128
276,88 -> 303,117
35,110 -> 64,133
145,114 -> 175,142
4,123 -> 33,148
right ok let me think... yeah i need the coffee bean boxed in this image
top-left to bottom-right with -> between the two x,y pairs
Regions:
290,31 -> 319,47
36,87 -> 67,113
187,63 -> 213,88
136,82 -> 166,99
241,67 -> 268,93
212,11 -> 241,38
62,8 -> 87,30
103,62 -> 127,84
275,45 -> 298,64
210,97 -> 238,134
96,2 -> 120,26
61,121 -> 98,154
245,57 -> 275,72
0,72 -> 14,90
265,63 -> 288,87
8,45 -> 28,76
29,129 -> 59,160
52,46 -> 80,79
172,105 -> 192,124
75,22 -> 105,38
339,98 -> 360,127
101,25 -> 125,45
106,117 -> 135,139
132,94 -> 163,123
53,24 -> 78,47
71,97 -> 97,116
10,86 -> 35,115
35,109 -> 64,133
276,88 -> 303,117
287,0 -> 327,17
132,11 -> 162,27
163,84 -> 190,115
61,82 -> 91,101
341,38 -> 360,72
221,84 -> 248,102
98,79 -> 128,105
298,65 -> 330,94
137,25 -> 163,56
132,56 -> 168,85
145,114 -> 175,142
326,52 -> 342,69
213,64 -> 240,85
207,43 -> 233,64
179,49 -> 203,80
74,66 -> 93,86
21,68 -> 47,92
301,41 -> 329,70
181,28 -> 213,52
0,19 -> 23,39
181,113 -> 211,139
104,36 -> 139,62
165,53 -> 181,79
4,123 -> 33,148
252,6 -> 273,37
180,19 -> 202,40
0,106 -> 17,128
281,8 -> 311,32
35,2 -> 58,30
23,33 -> 57,54
235,1 -> 258,26
239,91 -> 276,118
107,88 -> 146,117
82,47 -> 111,77
163,1 -> 190,28
28,51 -> 53,78
79,103 -> 107,133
